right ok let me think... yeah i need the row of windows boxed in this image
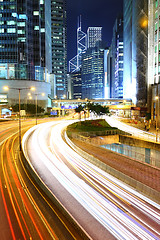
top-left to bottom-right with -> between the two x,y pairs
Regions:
0,28 -> 26,34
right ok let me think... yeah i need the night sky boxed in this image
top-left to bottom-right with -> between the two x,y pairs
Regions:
67,0 -> 123,63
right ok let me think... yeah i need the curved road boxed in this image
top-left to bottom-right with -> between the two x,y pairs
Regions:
23,120 -> 160,240
0,119 -> 87,240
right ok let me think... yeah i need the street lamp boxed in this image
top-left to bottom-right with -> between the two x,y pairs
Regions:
155,96 -> 159,142
32,93 -> 45,125
3,86 -> 35,150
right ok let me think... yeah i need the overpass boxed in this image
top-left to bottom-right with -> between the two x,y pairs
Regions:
51,98 -> 133,117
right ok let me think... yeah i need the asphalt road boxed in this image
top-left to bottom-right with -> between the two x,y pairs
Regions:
0,118 -> 88,240
23,120 -> 160,240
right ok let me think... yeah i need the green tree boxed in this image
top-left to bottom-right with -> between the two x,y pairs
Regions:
11,103 -> 44,115
75,105 -> 84,120
85,102 -> 110,117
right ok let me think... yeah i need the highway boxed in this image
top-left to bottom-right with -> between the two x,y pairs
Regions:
0,119 -> 88,240
23,120 -> 160,240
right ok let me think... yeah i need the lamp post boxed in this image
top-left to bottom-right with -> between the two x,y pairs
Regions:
3,86 -> 35,150
32,93 -> 45,125
155,96 -> 159,142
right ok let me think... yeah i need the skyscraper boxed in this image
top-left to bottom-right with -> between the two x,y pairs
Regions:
148,0 -> 160,124
69,16 -> 87,73
109,16 -> 123,99
123,0 -> 148,106
51,0 -> 67,99
81,41 -> 105,99
87,27 -> 102,49
0,0 -> 51,107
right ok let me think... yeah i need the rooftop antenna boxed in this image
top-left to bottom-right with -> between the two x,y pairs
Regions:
78,15 -> 82,30
80,15 -> 81,30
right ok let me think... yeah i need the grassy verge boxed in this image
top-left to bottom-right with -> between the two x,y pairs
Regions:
67,119 -> 117,133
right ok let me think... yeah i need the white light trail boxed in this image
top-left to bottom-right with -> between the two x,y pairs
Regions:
22,120 -> 160,240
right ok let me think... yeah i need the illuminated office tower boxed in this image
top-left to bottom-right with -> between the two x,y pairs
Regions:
0,0 -> 51,107
87,27 -> 102,48
69,17 -> 87,73
110,16 -> 123,98
148,0 -> 160,85
51,0 -> 67,99
148,0 -> 160,122
0,0 -> 51,81
123,0 -> 148,106
81,41 -> 105,99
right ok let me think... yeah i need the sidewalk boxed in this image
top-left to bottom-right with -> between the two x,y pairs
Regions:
106,116 -> 160,143
120,118 -> 157,134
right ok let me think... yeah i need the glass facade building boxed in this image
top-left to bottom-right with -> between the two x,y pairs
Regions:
110,16 -> 123,99
87,27 -> 102,49
51,0 -> 67,99
114,17 -> 123,99
81,42 -> 104,99
0,0 -> 49,82
123,0 -> 148,106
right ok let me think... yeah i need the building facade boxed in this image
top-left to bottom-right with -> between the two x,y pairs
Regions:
123,0 -> 148,106
87,27 -> 102,49
69,71 -> 82,99
69,17 -> 87,73
51,0 -> 67,99
0,0 -> 52,108
110,16 -> 123,99
148,0 -> 160,126
81,42 -> 105,99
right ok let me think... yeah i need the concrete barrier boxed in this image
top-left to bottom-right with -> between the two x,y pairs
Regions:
119,135 -> 160,151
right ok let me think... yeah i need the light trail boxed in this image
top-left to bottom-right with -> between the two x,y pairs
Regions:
104,116 -> 156,142
0,120 -> 83,240
23,120 -> 160,240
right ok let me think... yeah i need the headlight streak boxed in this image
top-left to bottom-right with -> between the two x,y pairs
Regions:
26,123 -> 135,240
23,120 -> 160,240
65,130 -> 160,215
49,122 -> 160,239
61,144 -> 160,225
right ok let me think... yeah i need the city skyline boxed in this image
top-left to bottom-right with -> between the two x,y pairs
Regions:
67,0 -> 123,61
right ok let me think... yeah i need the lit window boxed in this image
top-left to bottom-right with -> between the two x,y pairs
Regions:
19,14 -> 27,20
12,13 -> 18,18
34,26 -> 39,30
7,28 -> 16,33
33,11 -> 39,16
18,37 -> 26,42
41,28 -> 45,32
18,29 -> 25,34
7,21 -> 16,25
0,29 -> 4,33
17,22 -> 25,27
